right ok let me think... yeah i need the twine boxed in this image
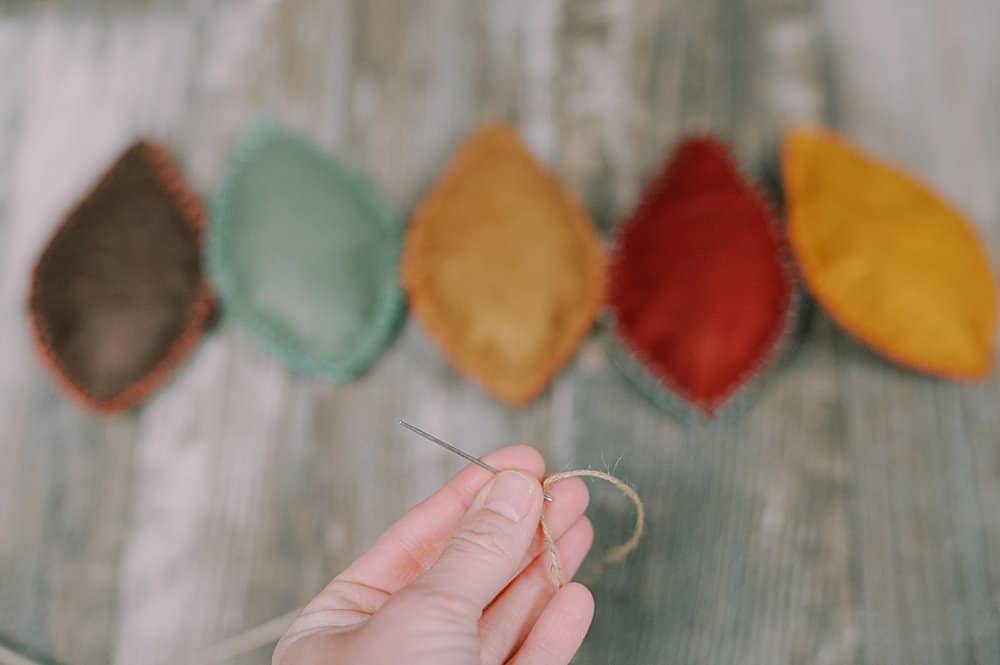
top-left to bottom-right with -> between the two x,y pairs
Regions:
0,472 -> 643,665
191,469 -> 645,664
541,470 -> 644,588
189,611 -> 300,665
0,642 -> 45,665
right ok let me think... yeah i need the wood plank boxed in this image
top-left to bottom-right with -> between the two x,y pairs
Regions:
558,3 -> 858,664
821,0 -> 1000,662
0,10 -> 200,664
111,2 -> 347,663
0,2 -> 998,664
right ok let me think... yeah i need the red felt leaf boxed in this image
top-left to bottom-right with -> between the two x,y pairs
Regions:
609,137 -> 795,416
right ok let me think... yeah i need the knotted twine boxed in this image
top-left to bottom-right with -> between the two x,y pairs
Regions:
190,470 -> 644,664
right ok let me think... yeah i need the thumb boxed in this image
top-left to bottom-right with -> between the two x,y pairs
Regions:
407,470 -> 544,613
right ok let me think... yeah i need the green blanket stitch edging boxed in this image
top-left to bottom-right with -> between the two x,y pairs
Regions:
207,118 -> 405,380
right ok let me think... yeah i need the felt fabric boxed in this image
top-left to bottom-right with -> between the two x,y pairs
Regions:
609,137 -> 796,417
29,141 -> 214,414
784,128 -> 996,378
402,123 -> 605,405
208,120 -> 403,379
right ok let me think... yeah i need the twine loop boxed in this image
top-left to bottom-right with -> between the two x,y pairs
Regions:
539,469 -> 645,587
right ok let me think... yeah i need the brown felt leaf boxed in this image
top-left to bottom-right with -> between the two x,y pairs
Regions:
402,123 -> 605,405
29,141 -> 213,413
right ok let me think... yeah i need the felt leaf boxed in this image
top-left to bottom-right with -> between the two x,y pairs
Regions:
784,128 -> 996,378
609,137 -> 796,417
402,123 -> 605,405
29,141 -> 214,414
209,120 -> 404,379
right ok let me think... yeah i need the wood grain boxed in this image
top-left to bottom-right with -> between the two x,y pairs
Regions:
0,1 -> 998,664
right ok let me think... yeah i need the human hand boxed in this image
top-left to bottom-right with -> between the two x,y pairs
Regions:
273,445 -> 594,665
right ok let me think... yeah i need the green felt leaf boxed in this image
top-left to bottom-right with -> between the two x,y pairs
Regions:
208,119 -> 404,379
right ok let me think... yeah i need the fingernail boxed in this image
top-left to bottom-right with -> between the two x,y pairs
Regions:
484,471 -> 538,522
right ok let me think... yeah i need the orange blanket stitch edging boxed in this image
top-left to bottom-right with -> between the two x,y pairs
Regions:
28,141 -> 214,414
783,128 -> 996,379
402,123 -> 606,405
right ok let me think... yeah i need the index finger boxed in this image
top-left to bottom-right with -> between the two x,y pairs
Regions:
337,444 -> 546,594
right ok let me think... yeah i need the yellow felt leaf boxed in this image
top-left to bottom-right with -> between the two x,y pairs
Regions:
402,123 -> 605,404
784,128 -> 996,378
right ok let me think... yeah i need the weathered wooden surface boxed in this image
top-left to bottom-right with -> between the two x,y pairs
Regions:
1,1 -> 998,664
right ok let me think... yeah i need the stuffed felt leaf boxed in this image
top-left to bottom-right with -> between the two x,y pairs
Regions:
209,121 -> 403,379
609,137 -> 796,417
402,123 -> 605,405
29,141 -> 214,413
784,128 -> 996,378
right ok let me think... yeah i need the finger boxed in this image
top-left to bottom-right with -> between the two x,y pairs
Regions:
401,470 -> 543,613
297,473 -> 586,631
480,516 -> 594,665
339,445 -> 545,593
504,475 -> 588,585
507,583 -> 594,665
334,454 -> 588,603
280,446 -> 544,647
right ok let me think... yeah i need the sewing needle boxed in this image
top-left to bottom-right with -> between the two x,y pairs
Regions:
399,420 -> 553,502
